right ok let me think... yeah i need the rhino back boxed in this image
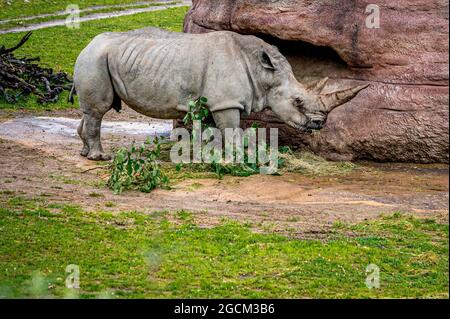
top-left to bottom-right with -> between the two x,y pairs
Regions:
105,31 -> 254,117
117,27 -> 185,38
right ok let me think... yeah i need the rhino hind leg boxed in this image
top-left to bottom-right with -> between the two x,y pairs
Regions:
75,59 -> 117,161
78,93 -> 115,161
77,116 -> 89,157
80,109 -> 112,161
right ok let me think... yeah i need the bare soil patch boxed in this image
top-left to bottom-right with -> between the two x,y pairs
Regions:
0,109 -> 448,238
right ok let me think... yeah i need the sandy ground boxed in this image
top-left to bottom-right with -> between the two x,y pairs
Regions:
0,108 -> 448,238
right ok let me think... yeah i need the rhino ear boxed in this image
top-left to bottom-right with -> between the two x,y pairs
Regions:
260,51 -> 276,70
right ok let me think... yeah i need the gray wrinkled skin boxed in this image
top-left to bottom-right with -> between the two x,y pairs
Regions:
73,27 -> 368,160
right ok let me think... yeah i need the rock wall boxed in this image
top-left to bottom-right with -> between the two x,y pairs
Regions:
183,0 -> 449,163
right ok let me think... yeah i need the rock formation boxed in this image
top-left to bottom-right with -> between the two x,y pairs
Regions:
184,0 -> 449,162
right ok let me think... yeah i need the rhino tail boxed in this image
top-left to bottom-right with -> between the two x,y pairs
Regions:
68,84 -> 76,104
111,91 -> 122,113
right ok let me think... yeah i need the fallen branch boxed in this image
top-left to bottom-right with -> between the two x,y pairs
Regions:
0,32 -> 72,105
0,31 -> 32,55
80,165 -> 112,174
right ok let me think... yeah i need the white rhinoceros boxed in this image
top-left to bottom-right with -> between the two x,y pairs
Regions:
71,27 -> 368,160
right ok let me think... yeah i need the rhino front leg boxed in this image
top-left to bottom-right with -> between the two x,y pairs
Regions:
212,108 -> 241,133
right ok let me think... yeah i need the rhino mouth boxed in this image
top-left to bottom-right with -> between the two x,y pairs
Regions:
287,120 -> 309,133
286,119 -> 325,134
306,120 -> 324,131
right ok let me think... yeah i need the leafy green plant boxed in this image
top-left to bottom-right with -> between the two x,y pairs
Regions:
181,98 -> 286,178
209,148 -> 286,179
210,161 -> 258,179
210,129 -> 287,179
107,137 -> 169,194
183,96 -> 212,127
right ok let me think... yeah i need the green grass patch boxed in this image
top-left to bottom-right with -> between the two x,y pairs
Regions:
0,1 -> 180,31
0,200 -> 447,298
0,6 -> 188,110
0,6 -> 187,73
0,0 -> 171,20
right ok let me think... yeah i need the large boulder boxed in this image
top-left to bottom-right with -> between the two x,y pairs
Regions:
184,0 -> 449,163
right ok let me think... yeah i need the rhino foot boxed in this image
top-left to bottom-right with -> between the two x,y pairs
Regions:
80,146 -> 89,157
87,152 -> 111,161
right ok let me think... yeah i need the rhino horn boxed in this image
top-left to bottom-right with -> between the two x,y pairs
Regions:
320,83 -> 370,112
307,77 -> 329,94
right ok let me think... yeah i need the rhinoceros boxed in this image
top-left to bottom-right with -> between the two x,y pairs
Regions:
71,27 -> 368,160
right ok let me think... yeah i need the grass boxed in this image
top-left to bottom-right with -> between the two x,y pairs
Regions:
0,1 -> 180,31
0,197 -> 448,298
0,0 -> 170,21
0,6 -> 188,110
0,7 -> 187,73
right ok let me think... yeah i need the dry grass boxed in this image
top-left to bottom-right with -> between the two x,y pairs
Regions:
279,151 -> 359,176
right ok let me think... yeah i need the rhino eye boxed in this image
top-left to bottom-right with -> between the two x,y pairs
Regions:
294,97 -> 304,108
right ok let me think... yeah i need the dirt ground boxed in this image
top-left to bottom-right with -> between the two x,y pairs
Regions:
0,108 -> 448,238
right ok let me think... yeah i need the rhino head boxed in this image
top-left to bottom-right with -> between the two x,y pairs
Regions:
258,46 -> 369,132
